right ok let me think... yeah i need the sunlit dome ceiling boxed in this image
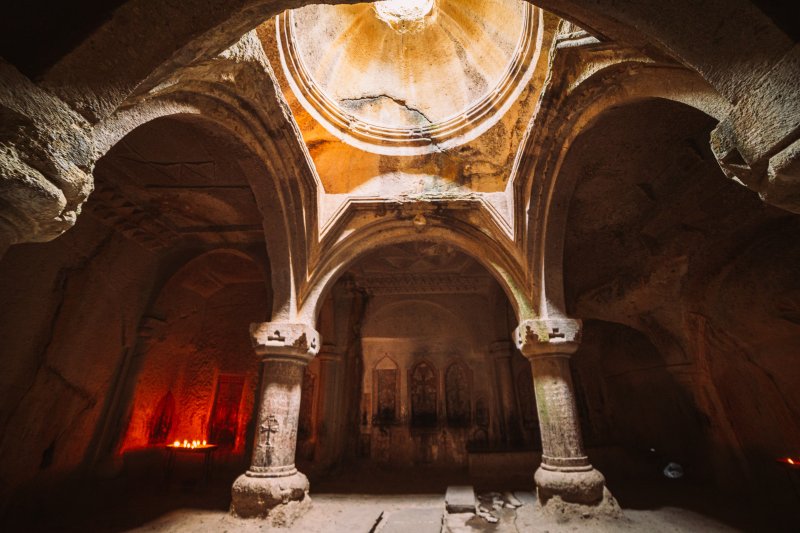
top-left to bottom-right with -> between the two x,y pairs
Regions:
277,0 -> 541,155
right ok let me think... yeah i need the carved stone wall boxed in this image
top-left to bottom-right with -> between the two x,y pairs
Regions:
356,284 -> 520,466
119,253 -> 266,457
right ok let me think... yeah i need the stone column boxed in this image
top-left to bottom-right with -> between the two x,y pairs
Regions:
231,322 -> 320,525
513,318 -> 619,517
489,341 -> 523,446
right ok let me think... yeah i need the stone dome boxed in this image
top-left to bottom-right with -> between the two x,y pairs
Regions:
277,0 -> 540,154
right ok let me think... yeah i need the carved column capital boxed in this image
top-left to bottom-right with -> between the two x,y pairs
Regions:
514,318 -> 582,358
250,321 -> 320,363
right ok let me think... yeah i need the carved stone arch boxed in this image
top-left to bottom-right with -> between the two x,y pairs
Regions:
148,248 -> 269,318
5,0 -> 798,250
445,361 -> 472,427
373,355 -> 400,425
107,248 -> 267,461
522,63 -> 729,317
36,0 -> 789,129
300,218 -> 535,327
95,95 -> 299,320
409,359 -> 438,428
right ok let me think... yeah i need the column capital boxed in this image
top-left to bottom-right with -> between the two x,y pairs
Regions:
514,318 -> 582,358
250,321 -> 320,362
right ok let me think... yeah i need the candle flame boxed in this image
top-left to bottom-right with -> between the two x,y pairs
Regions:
169,438 -> 210,449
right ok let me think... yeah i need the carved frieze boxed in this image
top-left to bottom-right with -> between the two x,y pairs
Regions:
355,274 -> 490,295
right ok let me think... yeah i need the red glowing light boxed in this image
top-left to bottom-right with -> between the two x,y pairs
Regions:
777,457 -> 800,469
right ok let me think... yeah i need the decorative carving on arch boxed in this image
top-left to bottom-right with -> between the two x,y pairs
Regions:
410,360 -> 438,428
373,356 -> 399,425
445,362 -> 471,427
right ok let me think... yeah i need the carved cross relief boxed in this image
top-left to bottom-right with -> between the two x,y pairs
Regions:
259,414 -> 280,452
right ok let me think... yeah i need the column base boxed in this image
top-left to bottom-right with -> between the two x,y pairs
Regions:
534,466 -> 621,520
230,470 -> 311,526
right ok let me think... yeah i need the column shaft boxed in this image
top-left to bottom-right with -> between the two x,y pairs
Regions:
248,359 -> 305,477
531,354 -> 588,469
514,318 -> 617,514
231,322 -> 319,524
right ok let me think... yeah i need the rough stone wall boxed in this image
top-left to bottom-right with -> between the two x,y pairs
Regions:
119,273 -> 266,457
0,212 -> 160,506
561,97 -> 800,501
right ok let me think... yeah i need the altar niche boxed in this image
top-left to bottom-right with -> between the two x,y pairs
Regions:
116,251 -> 266,462
373,356 -> 400,425
445,362 -> 471,427
311,244 -> 530,469
356,296 -> 519,466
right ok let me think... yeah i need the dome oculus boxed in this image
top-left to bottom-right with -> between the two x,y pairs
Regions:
373,0 -> 436,33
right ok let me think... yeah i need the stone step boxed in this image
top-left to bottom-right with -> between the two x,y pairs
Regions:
445,485 -> 476,514
378,507 -> 443,533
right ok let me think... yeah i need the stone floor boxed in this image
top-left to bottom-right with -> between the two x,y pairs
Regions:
4,464 -> 798,532
108,490 -> 784,533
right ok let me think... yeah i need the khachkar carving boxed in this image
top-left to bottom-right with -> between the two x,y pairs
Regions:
445,363 -> 470,427
514,318 -> 620,519
375,369 -> 398,424
231,322 -> 320,526
410,361 -> 437,428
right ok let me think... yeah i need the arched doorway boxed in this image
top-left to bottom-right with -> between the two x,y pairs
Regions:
299,242 -> 538,489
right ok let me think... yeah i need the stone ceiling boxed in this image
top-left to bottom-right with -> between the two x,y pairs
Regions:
258,1 -> 558,236
91,117 -> 265,249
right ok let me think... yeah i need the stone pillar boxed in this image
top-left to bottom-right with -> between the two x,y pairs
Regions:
231,322 -> 320,525
513,318 -> 619,517
489,341 -> 523,446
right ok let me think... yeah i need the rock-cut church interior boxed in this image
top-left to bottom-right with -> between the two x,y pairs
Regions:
0,0 -> 799,531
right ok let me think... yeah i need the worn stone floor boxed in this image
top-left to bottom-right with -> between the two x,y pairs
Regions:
122,491 -> 751,533
4,463 -> 798,532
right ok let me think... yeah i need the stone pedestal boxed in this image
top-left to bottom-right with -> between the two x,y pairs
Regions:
514,318 -> 620,519
231,322 -> 320,526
